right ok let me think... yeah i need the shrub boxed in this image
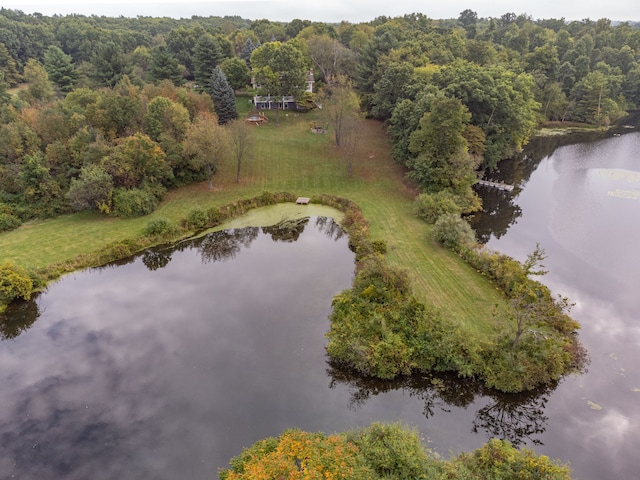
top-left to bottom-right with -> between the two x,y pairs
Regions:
453,438 -> 572,479
0,213 -> 21,232
185,208 -> 208,230
111,187 -> 159,217
144,218 -> 177,238
433,214 -> 476,249
345,423 -> 436,480
0,261 -> 33,308
413,190 -> 464,224
206,206 -> 222,225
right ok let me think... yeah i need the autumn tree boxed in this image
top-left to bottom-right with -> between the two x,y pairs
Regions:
143,96 -> 190,142
183,113 -> 231,189
319,77 -> 360,148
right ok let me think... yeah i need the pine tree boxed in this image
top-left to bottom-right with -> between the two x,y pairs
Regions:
209,66 -> 237,125
0,42 -> 21,87
149,46 -> 183,86
193,34 -> 223,89
44,45 -> 78,93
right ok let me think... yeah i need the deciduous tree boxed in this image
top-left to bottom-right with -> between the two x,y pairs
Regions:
250,41 -> 309,126
183,113 -> 231,189
227,119 -> 252,182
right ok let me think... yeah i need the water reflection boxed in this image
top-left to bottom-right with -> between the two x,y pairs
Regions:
0,299 -> 40,340
471,130 -> 618,244
474,131 -> 640,480
0,216 -> 358,479
327,363 -> 553,447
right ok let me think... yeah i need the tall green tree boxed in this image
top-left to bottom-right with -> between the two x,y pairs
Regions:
149,46 -> 183,85
220,57 -> 251,93
407,96 -> 479,194
250,41 -> 309,126
0,42 -> 21,87
43,45 -> 78,94
209,66 -> 237,125
91,41 -> 132,88
192,33 -> 223,89
432,60 -> 539,170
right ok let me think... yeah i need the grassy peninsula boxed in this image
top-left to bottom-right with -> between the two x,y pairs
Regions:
1,103 -> 585,392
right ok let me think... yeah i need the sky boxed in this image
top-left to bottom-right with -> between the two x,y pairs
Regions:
3,0 -> 639,23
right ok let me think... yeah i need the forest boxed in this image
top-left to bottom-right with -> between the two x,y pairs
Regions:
1,8 -> 639,231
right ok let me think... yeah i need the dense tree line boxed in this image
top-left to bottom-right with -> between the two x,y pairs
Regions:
1,8 -> 639,230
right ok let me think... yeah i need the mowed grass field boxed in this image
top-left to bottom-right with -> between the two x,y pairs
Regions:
0,100 -> 505,336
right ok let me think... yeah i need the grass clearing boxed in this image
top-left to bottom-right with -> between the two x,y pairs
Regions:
0,104 -> 505,336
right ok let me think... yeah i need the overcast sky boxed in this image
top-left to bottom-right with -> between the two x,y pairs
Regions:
3,0 -> 639,23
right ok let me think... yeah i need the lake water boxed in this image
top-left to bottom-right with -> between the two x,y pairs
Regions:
472,130 -> 640,480
1,132 -> 639,479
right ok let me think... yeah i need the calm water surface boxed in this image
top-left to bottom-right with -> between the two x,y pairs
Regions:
473,131 -> 640,480
1,132 -> 639,479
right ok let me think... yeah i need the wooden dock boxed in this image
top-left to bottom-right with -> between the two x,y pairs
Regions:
477,179 -> 515,192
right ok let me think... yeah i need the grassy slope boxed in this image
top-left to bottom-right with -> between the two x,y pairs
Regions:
0,102 -> 504,336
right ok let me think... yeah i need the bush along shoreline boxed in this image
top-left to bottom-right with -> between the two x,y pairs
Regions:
1,192 -> 586,393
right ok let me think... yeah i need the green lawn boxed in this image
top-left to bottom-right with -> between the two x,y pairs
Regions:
0,104 -> 505,336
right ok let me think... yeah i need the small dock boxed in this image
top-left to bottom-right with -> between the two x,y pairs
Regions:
477,179 -> 515,192
296,197 -> 310,205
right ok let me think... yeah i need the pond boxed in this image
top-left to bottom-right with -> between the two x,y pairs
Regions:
1,132 -> 638,479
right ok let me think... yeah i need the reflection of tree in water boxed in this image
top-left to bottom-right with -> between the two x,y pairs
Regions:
141,248 -> 173,271
262,217 -> 309,242
471,131 -> 607,243
327,362 -> 554,448
197,227 -> 260,263
315,216 -> 345,241
472,384 -> 554,447
0,298 -> 40,340
471,188 -> 523,243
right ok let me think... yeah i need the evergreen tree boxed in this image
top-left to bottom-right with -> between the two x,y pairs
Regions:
91,41 -> 132,88
44,45 -> 78,93
0,42 -> 21,87
193,34 -> 223,89
240,38 -> 259,65
209,66 -> 237,125
150,46 -> 183,86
